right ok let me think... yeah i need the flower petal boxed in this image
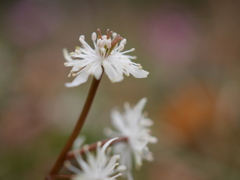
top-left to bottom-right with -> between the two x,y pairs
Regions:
63,48 -> 72,62
129,68 -> 149,78
111,110 -> 126,133
65,69 -> 90,87
134,98 -> 147,113
93,63 -> 103,80
103,61 -> 124,82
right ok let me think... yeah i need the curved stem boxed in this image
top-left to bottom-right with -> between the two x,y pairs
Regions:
47,75 -> 103,179
66,137 -> 128,160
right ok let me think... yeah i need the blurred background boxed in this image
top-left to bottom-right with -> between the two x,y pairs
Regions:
1,0 -> 240,179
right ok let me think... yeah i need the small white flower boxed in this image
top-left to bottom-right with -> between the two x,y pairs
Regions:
65,137 -> 126,180
63,29 -> 149,87
104,98 -> 157,180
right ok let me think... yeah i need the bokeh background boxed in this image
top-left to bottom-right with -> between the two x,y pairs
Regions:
1,0 -> 240,179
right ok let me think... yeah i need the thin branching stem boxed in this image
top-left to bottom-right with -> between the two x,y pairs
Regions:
66,137 -> 128,160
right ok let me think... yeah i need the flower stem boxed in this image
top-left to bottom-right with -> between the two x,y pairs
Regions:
47,75 -> 102,179
66,137 -> 128,160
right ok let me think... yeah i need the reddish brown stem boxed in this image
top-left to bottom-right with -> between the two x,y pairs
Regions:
47,75 -> 102,179
66,137 -> 128,160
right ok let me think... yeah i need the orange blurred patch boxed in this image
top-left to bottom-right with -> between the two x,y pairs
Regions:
162,83 -> 217,145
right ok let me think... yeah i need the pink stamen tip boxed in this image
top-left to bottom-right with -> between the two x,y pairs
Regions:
97,29 -> 102,39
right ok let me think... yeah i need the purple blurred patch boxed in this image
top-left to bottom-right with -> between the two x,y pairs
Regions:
141,4 -> 199,67
3,0 -> 63,48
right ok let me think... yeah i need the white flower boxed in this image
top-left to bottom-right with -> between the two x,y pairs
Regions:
104,98 -> 157,180
63,29 -> 149,87
65,137 -> 126,180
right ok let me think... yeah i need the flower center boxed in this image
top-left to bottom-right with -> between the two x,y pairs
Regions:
95,29 -> 125,58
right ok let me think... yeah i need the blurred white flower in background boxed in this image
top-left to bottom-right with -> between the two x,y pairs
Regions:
63,29 -> 149,87
65,137 -> 126,180
105,98 -> 157,180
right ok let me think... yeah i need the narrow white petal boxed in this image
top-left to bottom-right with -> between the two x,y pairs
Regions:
149,136 -> 158,143
63,48 -> 73,62
103,155 -> 120,174
101,138 -> 118,155
140,118 -> 153,127
64,60 -> 82,67
93,64 -> 103,80
126,171 -> 134,180
134,98 -> 147,113
111,110 -> 126,133
103,61 -> 124,82
64,161 -> 82,174
65,69 -> 90,87
75,151 -> 91,174
130,68 -> 149,78
104,127 -> 122,138
116,165 -> 126,172
134,152 -> 143,169
73,136 -> 85,150
108,173 -> 122,180
85,150 -> 97,170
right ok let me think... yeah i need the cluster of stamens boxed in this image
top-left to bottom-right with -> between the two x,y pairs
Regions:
94,29 -> 125,57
